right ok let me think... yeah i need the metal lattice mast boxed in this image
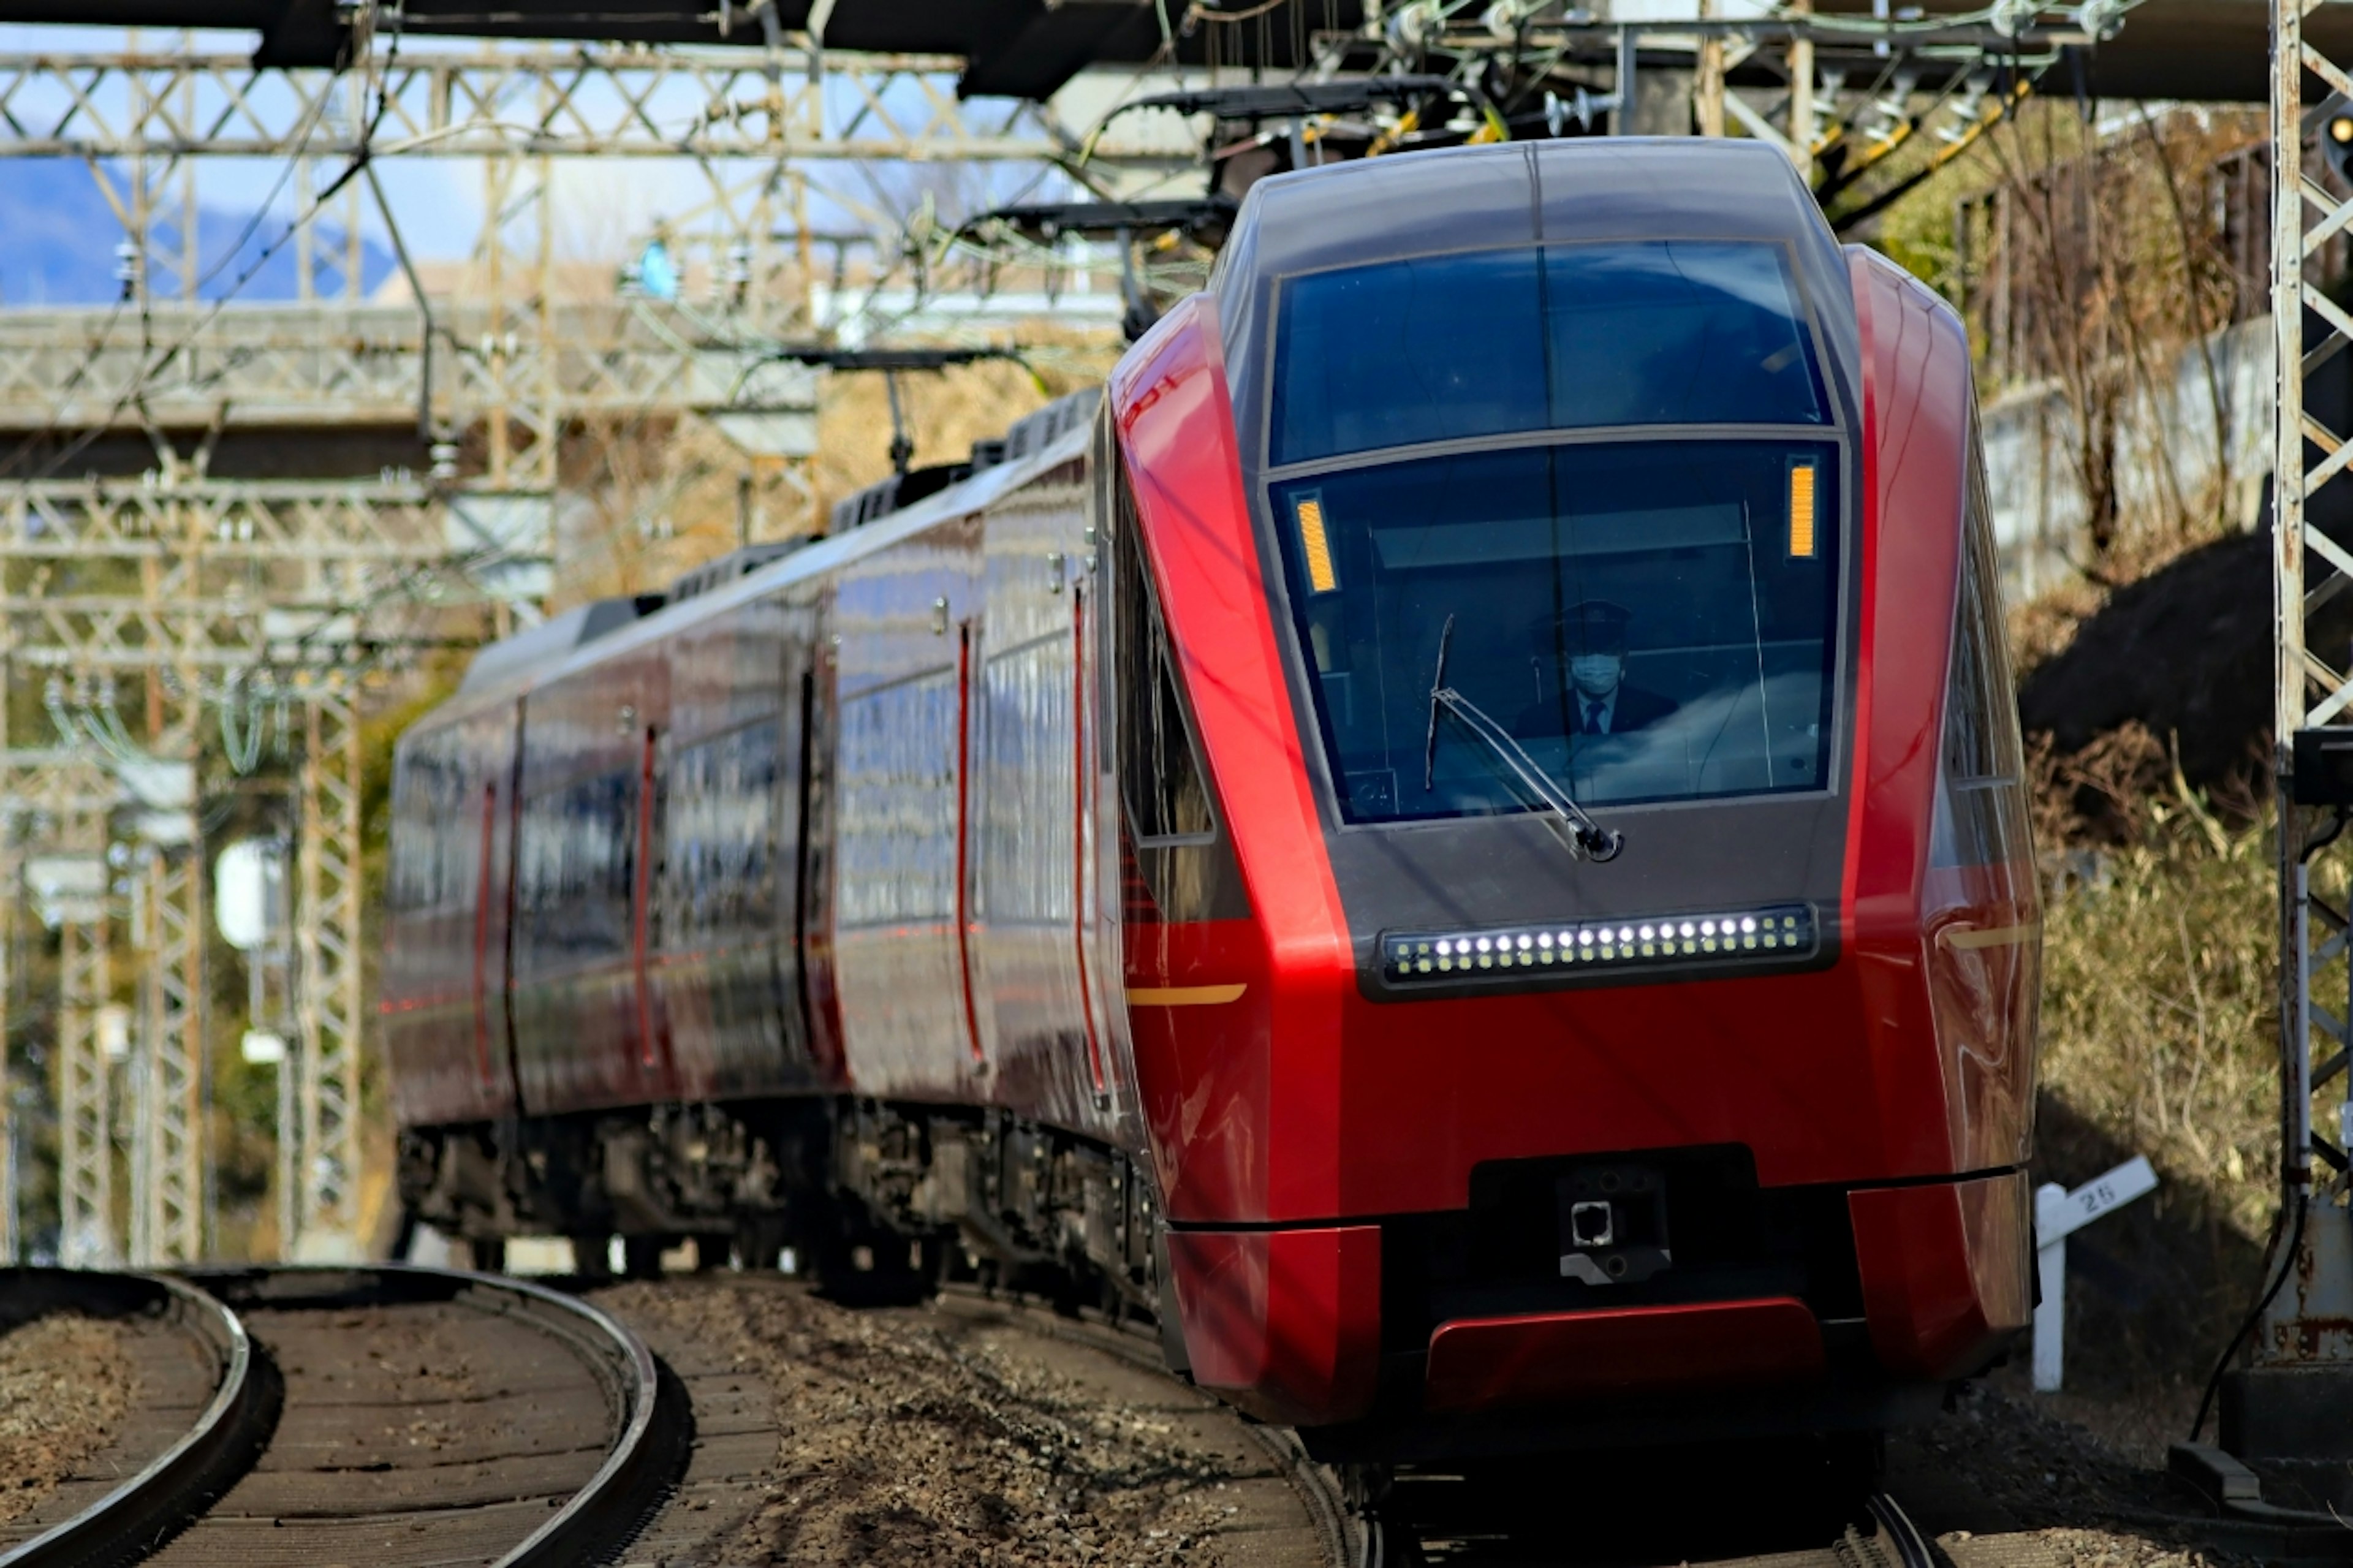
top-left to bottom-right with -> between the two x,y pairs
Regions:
0,853 -> 13,1267
2246,0 -> 2353,1434
55,849 -> 111,1267
292,683 -> 363,1258
127,838 -> 203,1264
474,151 -> 559,493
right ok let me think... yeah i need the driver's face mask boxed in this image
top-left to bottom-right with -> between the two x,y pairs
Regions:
1569,653 -> 1624,699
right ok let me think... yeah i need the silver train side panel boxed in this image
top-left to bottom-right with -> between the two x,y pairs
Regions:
830,511 -> 985,1100
971,460 -> 1117,1136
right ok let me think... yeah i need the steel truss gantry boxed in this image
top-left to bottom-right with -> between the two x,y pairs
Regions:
0,47 -> 1096,164
0,25 -> 1119,1265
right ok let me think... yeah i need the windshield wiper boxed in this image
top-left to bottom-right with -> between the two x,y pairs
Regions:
1424,614 -> 1624,863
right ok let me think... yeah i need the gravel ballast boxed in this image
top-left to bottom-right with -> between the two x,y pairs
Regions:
0,1312 -> 134,1526
600,1278 -> 1322,1567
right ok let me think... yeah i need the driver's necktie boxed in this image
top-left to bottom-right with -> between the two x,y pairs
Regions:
1583,700 -> 1607,735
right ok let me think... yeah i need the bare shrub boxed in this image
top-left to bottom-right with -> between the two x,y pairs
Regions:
1956,105 -> 2264,561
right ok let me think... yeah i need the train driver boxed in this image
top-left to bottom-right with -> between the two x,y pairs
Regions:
1520,599 -> 1678,740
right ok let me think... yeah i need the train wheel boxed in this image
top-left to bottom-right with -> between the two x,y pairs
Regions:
569,1232 -> 615,1283
622,1235 -> 668,1280
814,1229 -> 938,1308
732,1214 -> 789,1272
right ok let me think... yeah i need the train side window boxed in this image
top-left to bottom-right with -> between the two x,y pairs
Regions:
392,737 -> 474,915
388,745 -> 438,914
657,719 -> 781,952
1111,473 -> 1215,843
1933,438 -> 2032,868
514,768 -> 638,971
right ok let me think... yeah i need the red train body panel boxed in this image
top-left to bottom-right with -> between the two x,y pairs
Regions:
385,138 -> 2037,1459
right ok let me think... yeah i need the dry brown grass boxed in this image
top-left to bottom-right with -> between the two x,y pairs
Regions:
2037,803 -> 2278,1241
2026,727 -> 2289,1414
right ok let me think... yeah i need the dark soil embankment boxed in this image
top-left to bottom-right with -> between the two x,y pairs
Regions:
2018,529 -> 2353,830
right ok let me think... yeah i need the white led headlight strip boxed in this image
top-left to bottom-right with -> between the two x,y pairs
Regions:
1382,904 -> 1817,983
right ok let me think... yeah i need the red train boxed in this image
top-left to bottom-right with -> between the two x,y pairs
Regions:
385,137 -> 2039,1460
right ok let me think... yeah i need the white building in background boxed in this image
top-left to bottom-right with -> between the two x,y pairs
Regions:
1979,317 -> 2275,604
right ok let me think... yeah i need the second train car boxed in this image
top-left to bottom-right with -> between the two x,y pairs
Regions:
385,136 -> 2040,1459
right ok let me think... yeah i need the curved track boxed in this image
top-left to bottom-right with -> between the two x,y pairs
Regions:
158,1265 -> 688,1568
0,1265 -> 686,1568
0,1268 -> 271,1568
939,1280 -> 1940,1568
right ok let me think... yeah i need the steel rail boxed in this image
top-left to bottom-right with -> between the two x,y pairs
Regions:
1863,1490 -> 1937,1568
0,1268 -> 274,1568
184,1262 -> 691,1568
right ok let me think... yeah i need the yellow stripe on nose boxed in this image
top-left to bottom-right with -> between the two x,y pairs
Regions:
1127,984 -> 1248,1006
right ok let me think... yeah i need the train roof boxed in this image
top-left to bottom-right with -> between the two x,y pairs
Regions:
1220,137 -> 1843,283
430,386 -> 1102,720
1213,137 -> 1847,316
1209,138 -> 1862,460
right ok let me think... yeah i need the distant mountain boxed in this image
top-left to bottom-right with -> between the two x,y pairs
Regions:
0,159 -> 396,307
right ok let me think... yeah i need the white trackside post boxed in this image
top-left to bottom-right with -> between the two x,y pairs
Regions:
2032,1156 -> 2159,1394
2034,1181 -> 2067,1393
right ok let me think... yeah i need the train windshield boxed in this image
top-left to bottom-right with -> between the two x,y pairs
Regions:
1270,240 -> 1828,466
1270,439 -> 1839,824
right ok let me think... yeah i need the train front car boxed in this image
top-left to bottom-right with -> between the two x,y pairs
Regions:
1107,139 -> 2039,1454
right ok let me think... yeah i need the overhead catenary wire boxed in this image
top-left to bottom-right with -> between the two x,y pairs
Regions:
10,5 -> 405,489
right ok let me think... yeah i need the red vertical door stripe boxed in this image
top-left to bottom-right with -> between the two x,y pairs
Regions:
954,623 -> 987,1067
634,725 -> 659,1074
471,782 -> 497,1091
1071,583 -> 1106,1096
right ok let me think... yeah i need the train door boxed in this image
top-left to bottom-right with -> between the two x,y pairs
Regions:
487,700 -> 524,1113
510,655 -> 673,1114
632,714 -> 672,1095
471,699 -> 525,1115
973,467 -> 1105,1127
830,511 -> 987,1097
763,607 -> 814,1080
651,591 -> 814,1100
385,714 -> 516,1128
791,595 -> 846,1084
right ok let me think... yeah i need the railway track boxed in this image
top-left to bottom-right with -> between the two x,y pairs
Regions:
0,1268 -> 271,1568
928,1280 -> 1938,1568
2,1261 -> 1937,1567
0,1265 -> 687,1568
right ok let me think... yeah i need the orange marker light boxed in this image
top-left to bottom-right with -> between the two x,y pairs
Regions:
1295,494 -> 1339,593
1787,463 -> 1817,559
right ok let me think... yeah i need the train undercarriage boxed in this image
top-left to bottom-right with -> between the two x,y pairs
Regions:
396,1097 -> 1172,1335
401,1093 -> 1961,1475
